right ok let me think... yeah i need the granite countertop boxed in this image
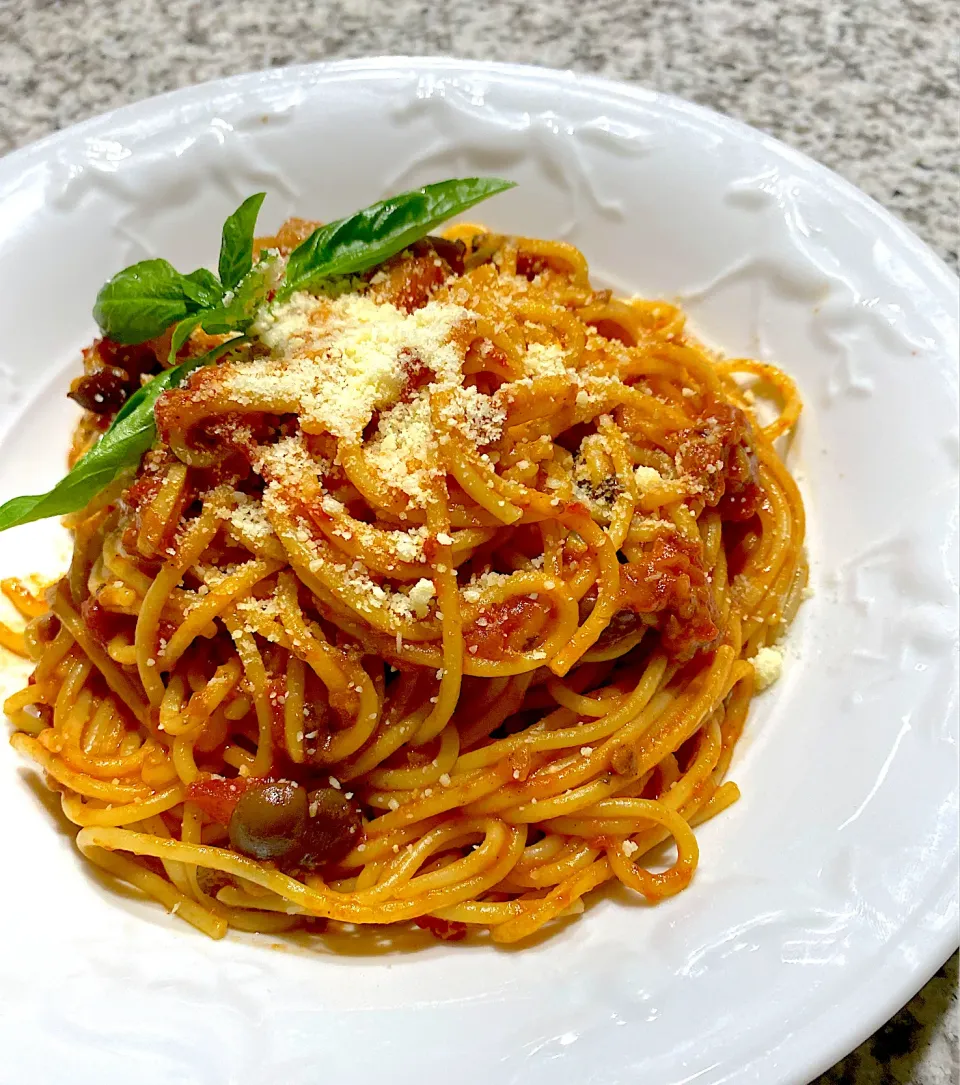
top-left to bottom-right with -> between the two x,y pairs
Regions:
0,1 -> 957,1081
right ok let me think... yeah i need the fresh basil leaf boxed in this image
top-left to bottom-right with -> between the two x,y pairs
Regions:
219,193 -> 266,290
198,301 -> 250,336
93,259 -> 195,344
279,177 -> 515,299
193,310 -> 230,335
182,268 -> 224,308
201,254 -> 280,334
0,338 -> 245,532
168,314 -> 204,364
0,408 -> 158,532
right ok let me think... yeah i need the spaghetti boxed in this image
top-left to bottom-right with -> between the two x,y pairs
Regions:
3,221 -> 806,943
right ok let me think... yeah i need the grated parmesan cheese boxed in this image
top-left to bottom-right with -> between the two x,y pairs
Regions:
523,341 -> 567,377
227,491 -> 276,543
436,383 -> 505,447
406,578 -> 436,619
365,395 -> 437,507
392,526 -> 428,563
462,569 -> 513,603
256,432 -> 325,487
235,594 -> 283,624
753,645 -> 784,690
241,289 -> 514,513
241,292 -> 472,439
634,465 -> 664,490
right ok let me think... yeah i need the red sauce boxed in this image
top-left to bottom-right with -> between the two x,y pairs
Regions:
368,237 -> 465,313
415,915 -> 468,941
97,337 -> 159,380
675,400 -> 762,521
265,677 -> 288,752
395,350 -> 434,403
120,451 -> 199,555
617,534 -> 720,660
641,765 -> 664,799
186,773 -> 253,825
79,597 -> 131,650
464,595 -> 546,658
515,249 -> 577,281
122,455 -> 167,511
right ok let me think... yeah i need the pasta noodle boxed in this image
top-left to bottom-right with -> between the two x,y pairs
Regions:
2,223 -> 806,944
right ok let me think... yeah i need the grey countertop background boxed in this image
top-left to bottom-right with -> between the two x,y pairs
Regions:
0,0 -> 957,1081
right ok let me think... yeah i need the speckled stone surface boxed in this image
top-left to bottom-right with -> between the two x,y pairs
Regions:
0,1 -> 957,1081
1,0 -> 957,267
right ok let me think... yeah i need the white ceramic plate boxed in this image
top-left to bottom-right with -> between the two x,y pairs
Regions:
0,58 -> 956,1085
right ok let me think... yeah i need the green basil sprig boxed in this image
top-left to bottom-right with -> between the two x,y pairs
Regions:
218,192 -> 266,290
0,339 -> 244,532
279,177 -> 515,299
93,179 -> 515,348
93,191 -> 270,354
0,176 -> 514,533
91,258 -> 212,346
